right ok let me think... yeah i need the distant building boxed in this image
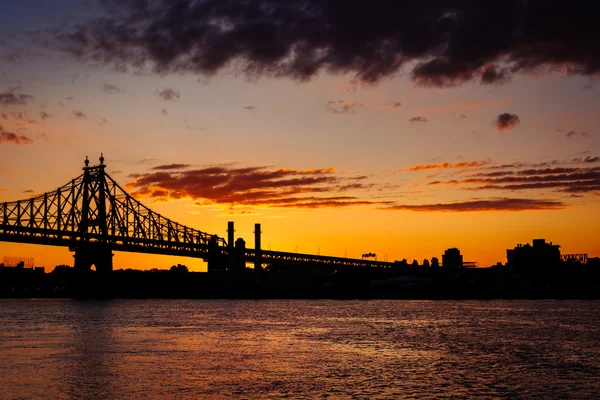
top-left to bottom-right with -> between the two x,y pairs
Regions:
588,257 -> 600,267
442,248 -> 463,268
506,238 -> 561,272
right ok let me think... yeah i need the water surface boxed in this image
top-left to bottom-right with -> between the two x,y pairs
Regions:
1,300 -> 598,399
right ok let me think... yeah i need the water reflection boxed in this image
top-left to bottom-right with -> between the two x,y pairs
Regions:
0,300 -> 599,399
66,301 -> 117,400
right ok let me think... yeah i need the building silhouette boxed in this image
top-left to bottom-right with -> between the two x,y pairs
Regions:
506,238 -> 561,272
442,248 -> 463,268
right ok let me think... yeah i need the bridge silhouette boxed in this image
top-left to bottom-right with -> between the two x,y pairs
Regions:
0,156 -> 394,273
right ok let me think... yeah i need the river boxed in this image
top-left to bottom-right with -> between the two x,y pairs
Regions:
1,299 -> 598,399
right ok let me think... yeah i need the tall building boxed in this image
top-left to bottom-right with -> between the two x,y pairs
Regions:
442,248 -> 463,268
506,239 -> 561,272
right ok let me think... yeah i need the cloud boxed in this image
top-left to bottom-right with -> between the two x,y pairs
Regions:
494,113 -> 520,131
379,101 -> 402,110
39,112 -> 51,120
424,162 -> 600,194
409,116 -> 428,123
102,83 -> 121,94
326,100 -> 364,114
0,125 -> 33,144
126,164 -> 385,208
0,92 -> 33,106
385,198 -> 565,212
161,109 -> 168,116
54,2 -> 600,87
151,164 -> 191,170
157,88 -> 180,101
243,105 -> 257,111
7,111 -> 36,124
566,130 -> 591,138
408,161 -> 488,171
480,65 -> 511,85
72,110 -> 87,119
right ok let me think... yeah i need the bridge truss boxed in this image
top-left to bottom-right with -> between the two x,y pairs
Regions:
0,156 -> 394,272
0,156 -> 226,270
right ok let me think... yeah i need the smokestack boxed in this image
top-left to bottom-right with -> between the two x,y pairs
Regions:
227,221 -> 234,248
254,223 -> 262,271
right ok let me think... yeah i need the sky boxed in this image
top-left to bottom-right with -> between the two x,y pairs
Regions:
1,0 -> 599,271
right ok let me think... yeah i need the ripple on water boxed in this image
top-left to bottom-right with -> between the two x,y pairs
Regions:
0,299 -> 599,399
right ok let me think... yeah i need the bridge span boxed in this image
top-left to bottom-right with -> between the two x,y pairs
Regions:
0,156 -> 394,272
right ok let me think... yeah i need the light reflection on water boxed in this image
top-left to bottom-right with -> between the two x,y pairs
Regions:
1,300 -> 599,399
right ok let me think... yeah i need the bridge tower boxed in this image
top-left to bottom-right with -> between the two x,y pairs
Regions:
71,155 -> 113,275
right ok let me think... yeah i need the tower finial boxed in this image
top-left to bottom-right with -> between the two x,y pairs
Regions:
84,155 -> 89,167
99,153 -> 105,165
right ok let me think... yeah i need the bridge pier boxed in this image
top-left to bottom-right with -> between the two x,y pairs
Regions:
71,244 -> 113,298
73,245 -> 113,274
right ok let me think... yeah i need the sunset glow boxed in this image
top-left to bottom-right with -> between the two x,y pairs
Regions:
1,1 -> 599,270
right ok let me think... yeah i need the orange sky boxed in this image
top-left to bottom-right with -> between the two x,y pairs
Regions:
1,1 -> 599,271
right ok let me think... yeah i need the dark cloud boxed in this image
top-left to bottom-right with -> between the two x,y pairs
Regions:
0,125 -> 33,144
54,1 -> 600,86
494,113 -> 520,131
566,130 -> 591,138
161,109 -> 168,116
425,163 -> 600,194
409,116 -> 428,123
0,92 -> 33,106
326,100 -> 364,114
102,83 -> 121,94
126,164 -> 384,208
385,198 -> 565,212
480,65 -> 511,85
39,112 -> 52,120
73,110 -> 87,119
157,88 -> 180,101
244,105 -> 257,111
151,163 -> 191,170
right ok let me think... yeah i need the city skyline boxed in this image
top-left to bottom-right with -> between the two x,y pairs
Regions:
1,1 -> 599,270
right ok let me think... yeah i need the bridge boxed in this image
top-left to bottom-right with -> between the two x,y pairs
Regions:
0,156 -> 394,273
